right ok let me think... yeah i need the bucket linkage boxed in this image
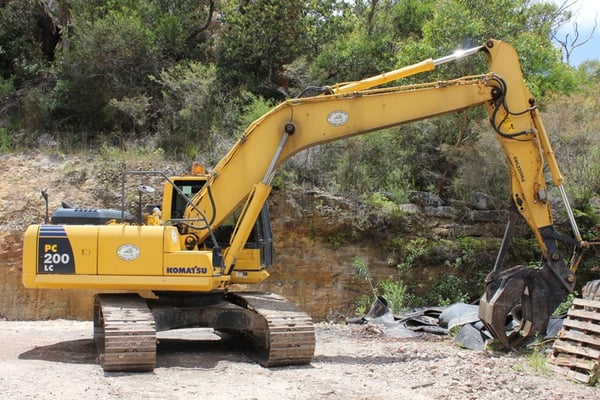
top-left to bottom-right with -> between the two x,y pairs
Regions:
477,212 -> 581,349
479,263 -> 570,349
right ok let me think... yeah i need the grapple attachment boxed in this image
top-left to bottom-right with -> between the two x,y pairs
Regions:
478,263 -> 570,349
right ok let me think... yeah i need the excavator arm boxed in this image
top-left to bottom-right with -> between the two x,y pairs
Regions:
185,39 -> 584,348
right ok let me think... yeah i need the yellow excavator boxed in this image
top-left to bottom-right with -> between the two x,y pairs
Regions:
22,39 -> 585,371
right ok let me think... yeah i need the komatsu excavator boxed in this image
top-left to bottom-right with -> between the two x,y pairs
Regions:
22,39 -> 586,371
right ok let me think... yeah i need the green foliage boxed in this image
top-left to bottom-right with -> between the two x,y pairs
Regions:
20,87 -> 55,133
570,147 -> 600,207
429,274 -> 469,306
216,0 -> 310,90
0,127 -> 11,152
553,293 -> 575,316
513,34 -> 579,96
304,0 -> 355,57
352,256 -> 411,314
436,237 -> 490,304
541,82 -> 600,242
299,127 -> 421,200
313,28 -> 395,84
138,1 -> 215,61
397,238 -> 429,272
386,119 -> 466,197
107,94 -> 151,132
355,293 -> 382,316
0,76 -> 15,98
150,61 -> 240,160
578,60 -> 600,81
56,8 -> 158,133
449,123 -> 510,201
239,95 -> 276,131
388,237 -> 481,306
378,278 -> 410,314
353,256 -> 376,298
387,236 -> 494,307
390,0 -> 435,39
69,0 -> 215,61
271,167 -> 297,191
363,192 -> 403,216
0,0 -> 57,82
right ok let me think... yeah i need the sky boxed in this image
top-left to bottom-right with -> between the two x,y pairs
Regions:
553,0 -> 600,65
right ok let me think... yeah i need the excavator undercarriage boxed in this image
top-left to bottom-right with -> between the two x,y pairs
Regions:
93,292 -> 315,372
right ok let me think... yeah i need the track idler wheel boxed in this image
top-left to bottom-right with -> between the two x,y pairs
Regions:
478,264 -> 569,349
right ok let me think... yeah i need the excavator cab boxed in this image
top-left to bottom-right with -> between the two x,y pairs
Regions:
168,180 -> 204,220
161,174 -> 274,266
161,176 -> 205,221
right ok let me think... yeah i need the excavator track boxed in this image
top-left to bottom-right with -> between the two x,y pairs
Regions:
225,292 -> 316,366
93,294 -> 157,372
92,291 -> 314,372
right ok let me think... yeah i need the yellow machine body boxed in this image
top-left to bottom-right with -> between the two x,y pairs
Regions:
23,224 -> 268,290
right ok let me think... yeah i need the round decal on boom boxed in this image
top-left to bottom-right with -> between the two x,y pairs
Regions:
117,244 -> 140,261
327,110 -> 349,127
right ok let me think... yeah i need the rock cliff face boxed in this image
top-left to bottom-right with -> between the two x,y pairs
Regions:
257,189 -> 513,319
0,153 -> 521,321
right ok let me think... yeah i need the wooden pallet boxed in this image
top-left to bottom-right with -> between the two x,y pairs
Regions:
548,298 -> 600,384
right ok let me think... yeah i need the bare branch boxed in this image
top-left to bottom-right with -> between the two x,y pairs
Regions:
570,18 -> 598,51
187,0 -> 216,42
551,0 -> 598,64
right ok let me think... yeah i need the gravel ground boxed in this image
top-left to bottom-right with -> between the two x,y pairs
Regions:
0,319 -> 598,400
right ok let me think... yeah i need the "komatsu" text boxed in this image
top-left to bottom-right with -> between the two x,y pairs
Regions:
166,266 -> 208,274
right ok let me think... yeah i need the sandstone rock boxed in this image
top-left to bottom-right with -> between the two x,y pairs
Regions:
424,206 -> 458,219
409,191 -> 444,207
470,191 -> 501,210
397,203 -> 422,215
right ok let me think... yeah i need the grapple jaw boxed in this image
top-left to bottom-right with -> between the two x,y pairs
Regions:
478,263 -> 570,349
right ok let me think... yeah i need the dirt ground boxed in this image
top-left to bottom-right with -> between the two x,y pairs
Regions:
0,319 -> 597,400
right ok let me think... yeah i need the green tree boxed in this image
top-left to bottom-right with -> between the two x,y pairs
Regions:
383,0 -> 580,198
395,0 -> 578,96
304,0 -> 354,55
390,0 -> 435,39
578,60 -> 600,81
0,0 -> 59,83
152,61 -> 218,159
313,28 -> 396,83
215,0 -> 310,94
312,0 -> 435,84
134,0 -> 216,61
67,0 -> 216,62
55,9 -> 158,136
